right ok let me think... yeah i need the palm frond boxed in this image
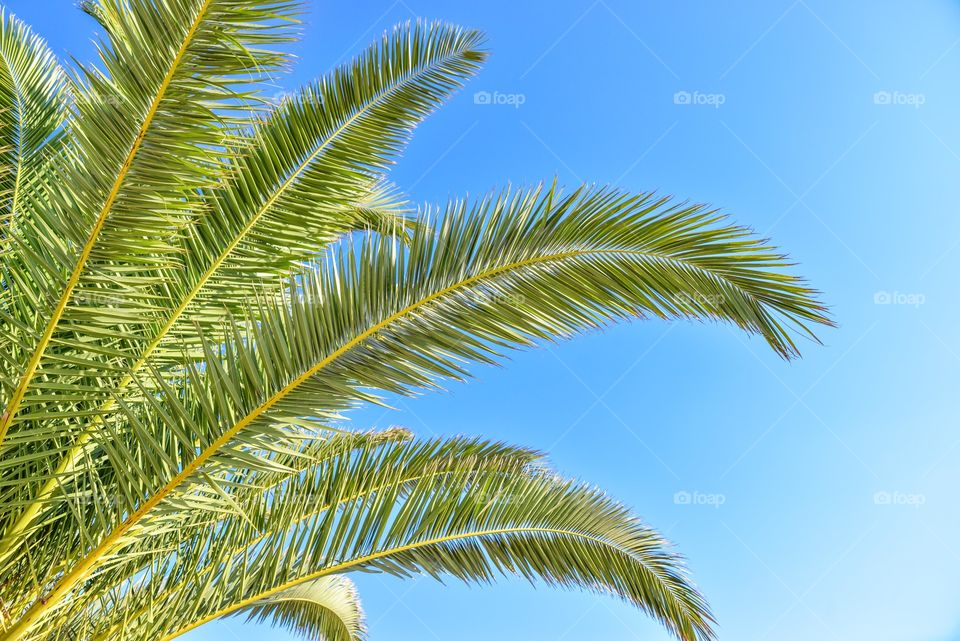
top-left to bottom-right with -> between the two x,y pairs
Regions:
46,435 -> 538,641
158,20 -> 486,360
233,577 -> 366,641
0,0 -> 299,443
0,20 -> 483,576
125,183 -> 830,475
0,8 -> 69,410
0,5 -> 835,641
0,8 -> 67,253
93,437 -> 713,641
6,182 -> 826,638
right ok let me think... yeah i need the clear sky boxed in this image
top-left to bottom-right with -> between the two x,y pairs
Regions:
7,1 -> 960,640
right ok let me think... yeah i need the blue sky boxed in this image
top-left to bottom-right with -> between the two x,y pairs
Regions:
7,1 -> 960,640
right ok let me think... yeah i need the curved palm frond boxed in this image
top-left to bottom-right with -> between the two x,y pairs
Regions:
48,435 -> 540,641
120,183 -> 829,474
157,19 -> 486,360
0,3 -> 834,641
6,181 -> 827,641
0,21 -> 484,566
233,576 -> 367,641
0,0 -> 298,443
144,445 -> 714,641
53,435 -> 709,641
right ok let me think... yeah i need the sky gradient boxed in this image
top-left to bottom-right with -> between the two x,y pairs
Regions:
6,1 -> 960,640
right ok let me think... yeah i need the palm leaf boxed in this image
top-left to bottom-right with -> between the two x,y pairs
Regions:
4,181 -> 826,640
156,20 -> 486,359
134,441 -> 714,641
47,435 -> 539,641
54,435 -> 709,641
0,8 -> 67,253
0,20 -> 484,576
233,577 -> 366,641
0,8 -> 69,410
0,5 -> 835,641
0,0 -> 298,442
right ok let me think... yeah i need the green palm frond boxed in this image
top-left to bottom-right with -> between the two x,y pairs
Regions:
127,184 -> 828,460
0,0 -> 298,442
234,576 -> 367,641
51,435 -> 538,641
158,20 -> 486,359
144,441 -> 713,641
0,3 -> 834,641
54,435 -> 708,641
0,8 -> 68,407
0,22 -> 483,555
0,9 -> 67,253
0,181 -> 827,640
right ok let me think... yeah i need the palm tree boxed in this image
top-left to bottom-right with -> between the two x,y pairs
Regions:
0,2 -> 831,641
